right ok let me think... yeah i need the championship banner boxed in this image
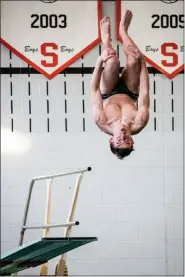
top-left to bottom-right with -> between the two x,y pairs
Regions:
1,0 -> 102,79
116,0 -> 184,79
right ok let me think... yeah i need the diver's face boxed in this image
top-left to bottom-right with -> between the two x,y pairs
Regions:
110,125 -> 134,149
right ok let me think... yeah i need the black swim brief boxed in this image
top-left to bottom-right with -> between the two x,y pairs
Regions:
101,78 -> 139,101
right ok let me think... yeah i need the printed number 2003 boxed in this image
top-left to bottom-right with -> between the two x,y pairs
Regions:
31,14 -> 67,28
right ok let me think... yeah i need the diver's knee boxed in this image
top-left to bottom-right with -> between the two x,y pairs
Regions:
127,55 -> 139,67
105,55 -> 120,70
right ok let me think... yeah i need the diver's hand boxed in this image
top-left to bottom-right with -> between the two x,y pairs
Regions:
127,45 -> 144,61
100,47 -> 117,62
94,109 -> 107,125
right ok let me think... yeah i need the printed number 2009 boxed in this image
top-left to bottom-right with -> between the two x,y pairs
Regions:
152,14 -> 184,28
31,14 -> 67,28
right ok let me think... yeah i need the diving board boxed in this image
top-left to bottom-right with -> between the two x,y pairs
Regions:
0,237 -> 97,276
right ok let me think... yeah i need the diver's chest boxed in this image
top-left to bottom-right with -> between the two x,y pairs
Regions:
104,104 -> 121,122
104,103 -> 136,120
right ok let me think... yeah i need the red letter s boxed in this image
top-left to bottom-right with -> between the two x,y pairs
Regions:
41,43 -> 58,67
161,43 -> 178,67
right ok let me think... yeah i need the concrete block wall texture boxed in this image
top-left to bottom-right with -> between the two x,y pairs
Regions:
1,1 -> 184,276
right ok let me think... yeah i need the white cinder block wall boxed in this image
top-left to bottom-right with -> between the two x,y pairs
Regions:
1,2 -> 184,276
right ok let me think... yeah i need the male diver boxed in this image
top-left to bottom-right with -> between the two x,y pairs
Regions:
91,9 -> 150,159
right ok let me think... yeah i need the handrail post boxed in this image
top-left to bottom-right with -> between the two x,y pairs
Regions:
40,178 -> 53,276
55,173 -> 84,276
19,179 -> 35,246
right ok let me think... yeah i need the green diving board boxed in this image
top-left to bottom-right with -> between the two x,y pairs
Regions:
0,237 -> 97,276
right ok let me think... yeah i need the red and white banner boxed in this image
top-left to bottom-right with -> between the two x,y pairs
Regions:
1,0 -> 102,79
116,0 -> 184,79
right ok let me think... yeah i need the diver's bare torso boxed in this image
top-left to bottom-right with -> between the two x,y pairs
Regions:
97,93 -> 146,135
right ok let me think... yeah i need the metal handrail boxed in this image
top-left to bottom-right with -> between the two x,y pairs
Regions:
22,221 -> 79,230
19,167 -> 91,246
32,167 -> 91,181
